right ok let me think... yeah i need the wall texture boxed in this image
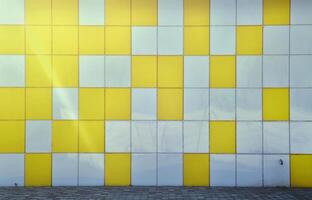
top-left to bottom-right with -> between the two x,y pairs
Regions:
0,0 -> 311,187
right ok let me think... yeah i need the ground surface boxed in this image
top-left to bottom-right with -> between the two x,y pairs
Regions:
0,187 -> 311,200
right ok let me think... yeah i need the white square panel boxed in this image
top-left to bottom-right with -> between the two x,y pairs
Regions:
105,121 -> 130,153
132,121 -> 157,153
264,155 -> 290,187
132,153 -> 157,186
263,56 -> 289,87
26,120 -> 52,153
158,0 -> 183,25
157,153 -> 183,186
158,27 -> 183,55
105,56 -> 130,87
237,0 -> 262,25
0,0 -> 24,24
264,26 -> 290,55
237,122 -> 262,154
210,89 -> 235,120
290,25 -> 312,54
184,89 -> 209,120
210,26 -> 236,55
237,155 -> 263,187
291,122 -> 312,154
0,154 -> 24,186
132,89 -> 157,120
184,121 -> 209,153
291,0 -> 312,24
53,88 -> 78,120
0,55 -> 25,87
132,27 -> 157,55
158,121 -> 183,153
290,55 -> 312,87
210,154 -> 236,186
237,89 -> 262,120
78,153 -> 104,186
79,56 -> 105,87
291,89 -> 312,120
79,0 -> 105,25
236,56 -> 262,88
184,56 -> 209,87
52,153 -> 78,186
210,0 -> 236,25
263,122 -> 289,154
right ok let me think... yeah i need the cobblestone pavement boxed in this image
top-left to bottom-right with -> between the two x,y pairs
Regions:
0,187 -> 312,200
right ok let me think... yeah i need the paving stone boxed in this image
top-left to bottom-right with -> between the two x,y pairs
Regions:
0,187 -> 311,200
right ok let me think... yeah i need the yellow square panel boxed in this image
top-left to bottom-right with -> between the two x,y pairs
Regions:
52,120 -> 78,153
0,26 -> 25,54
132,56 -> 157,88
52,56 -> 78,87
26,55 -> 52,87
105,154 -> 131,186
263,88 -> 289,121
79,88 -> 105,120
52,0 -> 78,25
0,88 -> 25,120
105,88 -> 131,120
26,0 -> 52,25
158,89 -> 183,120
210,121 -> 236,154
105,26 -> 131,55
210,56 -> 236,88
184,0 -> 210,25
131,0 -> 157,26
184,154 -> 209,186
158,56 -> 183,88
79,121 -> 105,153
26,88 -> 52,120
184,27 -> 209,55
25,154 -> 52,186
26,26 -> 52,55
79,26 -> 105,55
291,155 -> 312,187
52,26 -> 78,55
264,0 -> 290,25
237,26 -> 263,55
105,0 -> 131,25
0,121 -> 24,153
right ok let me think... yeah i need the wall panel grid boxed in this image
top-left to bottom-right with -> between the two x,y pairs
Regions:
0,0 -> 311,187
